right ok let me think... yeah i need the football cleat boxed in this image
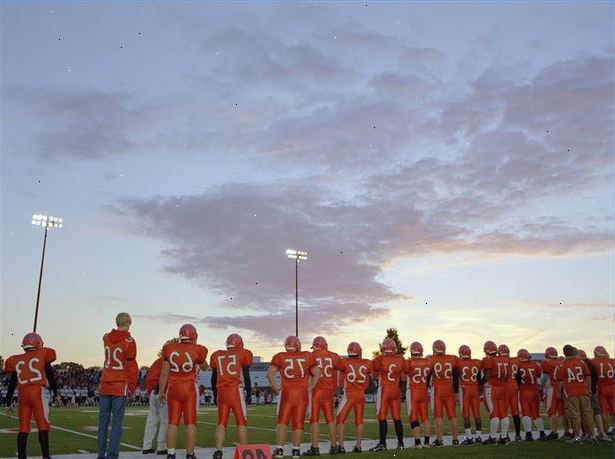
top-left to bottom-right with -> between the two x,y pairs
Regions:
351,446 -> 361,453
381,338 -> 396,354
517,349 -> 530,361
498,436 -> 511,445
285,336 -> 301,351
186,454 -> 197,459
460,437 -> 473,446
302,447 -> 319,456
432,339 -> 446,355
226,334 -> 243,349
410,341 -> 423,356
514,435 -> 522,442
368,443 -> 386,452
336,446 -> 345,454
525,432 -> 534,441
474,436 -> 483,445
539,432 -> 548,441
179,324 -> 198,342
594,345 -> 609,358
213,451 -> 223,459
157,451 -> 168,455
311,336 -> 328,350
452,439 -> 460,446
347,342 -> 362,358
292,449 -> 301,459
483,437 -> 497,445
497,344 -> 510,356
143,450 -> 155,455
273,448 -> 284,459
21,332 -> 44,350
458,345 -> 471,359
546,431 -> 559,440
396,442 -> 404,450
431,439 -> 444,448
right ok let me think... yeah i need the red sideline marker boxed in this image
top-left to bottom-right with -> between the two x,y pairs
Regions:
233,445 -> 272,459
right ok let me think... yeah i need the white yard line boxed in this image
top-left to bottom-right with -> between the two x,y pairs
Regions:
0,412 -> 141,450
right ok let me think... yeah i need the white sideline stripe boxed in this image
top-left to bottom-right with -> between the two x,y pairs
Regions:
0,412 -> 140,450
196,420 -> 362,440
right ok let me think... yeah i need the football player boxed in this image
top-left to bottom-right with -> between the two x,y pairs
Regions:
304,336 -> 341,456
458,345 -> 482,445
577,349 -> 609,440
405,341 -> 431,448
481,340 -> 497,421
158,324 -> 209,459
539,346 -> 565,440
336,342 -> 372,453
98,312 -> 138,459
592,346 -> 614,436
554,345 -> 594,444
516,349 -> 546,440
210,334 -> 253,459
481,343 -> 510,444
370,338 -> 405,451
3,333 -> 58,459
503,345 -> 522,442
428,340 -> 460,447
267,336 -> 321,459
142,355 -> 168,454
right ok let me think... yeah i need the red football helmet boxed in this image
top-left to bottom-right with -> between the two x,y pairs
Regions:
179,323 -> 198,342
458,345 -> 471,359
484,340 -> 497,356
544,346 -> 558,359
410,341 -> 423,356
382,338 -> 397,354
577,349 -> 587,359
498,344 -> 510,356
432,339 -> 446,355
285,336 -> 301,351
517,349 -> 530,361
22,332 -> 43,350
594,346 -> 609,358
226,333 -> 244,349
311,336 -> 328,350
347,342 -> 362,357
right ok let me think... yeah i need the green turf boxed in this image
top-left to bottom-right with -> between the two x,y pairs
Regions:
0,404 -> 613,458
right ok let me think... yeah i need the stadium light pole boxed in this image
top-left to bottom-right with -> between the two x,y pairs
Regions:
31,214 -> 63,333
285,249 -> 307,338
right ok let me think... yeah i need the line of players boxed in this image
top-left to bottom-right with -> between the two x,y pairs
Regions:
3,319 -> 615,459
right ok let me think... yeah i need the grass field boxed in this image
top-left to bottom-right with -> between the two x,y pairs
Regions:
0,404 -> 613,458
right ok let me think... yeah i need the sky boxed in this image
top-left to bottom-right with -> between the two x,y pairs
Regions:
1,1 -> 613,368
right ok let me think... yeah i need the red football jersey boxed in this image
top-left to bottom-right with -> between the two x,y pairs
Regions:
161,341 -> 208,383
429,354 -> 459,387
210,348 -> 253,388
482,355 -> 510,386
517,361 -> 541,387
507,357 -> 520,387
339,358 -> 372,393
405,358 -> 431,389
372,354 -> 405,386
270,351 -> 317,389
555,358 -> 590,397
458,358 -> 482,387
4,347 -> 56,388
312,348 -> 342,391
145,357 -> 163,394
591,357 -> 615,387
540,358 -> 559,388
